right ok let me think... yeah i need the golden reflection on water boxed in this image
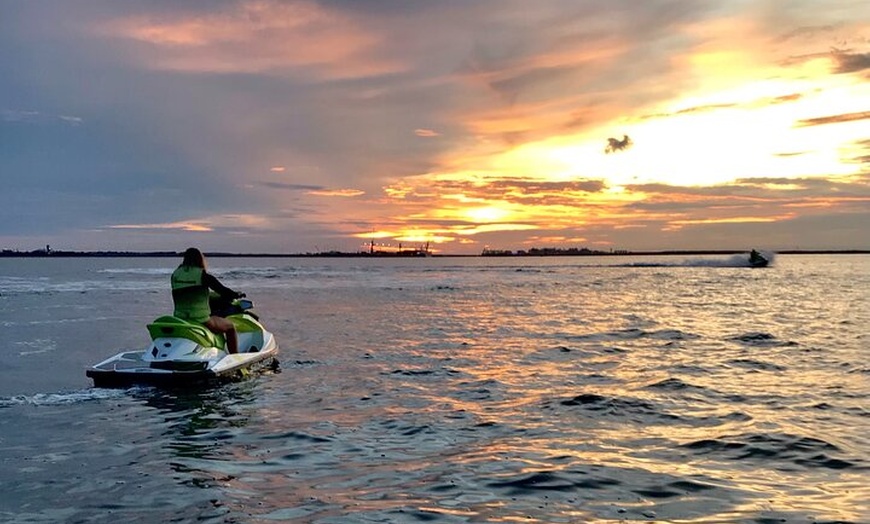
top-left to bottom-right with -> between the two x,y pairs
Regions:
136,257 -> 869,522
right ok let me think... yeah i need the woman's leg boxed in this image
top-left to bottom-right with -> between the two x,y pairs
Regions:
205,316 -> 239,354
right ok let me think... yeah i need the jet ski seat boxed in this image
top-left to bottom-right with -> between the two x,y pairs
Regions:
147,316 -> 225,348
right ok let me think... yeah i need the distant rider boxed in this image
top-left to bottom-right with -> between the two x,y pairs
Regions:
171,247 -> 242,354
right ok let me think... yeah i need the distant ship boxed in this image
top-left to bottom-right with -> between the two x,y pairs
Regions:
368,241 -> 431,257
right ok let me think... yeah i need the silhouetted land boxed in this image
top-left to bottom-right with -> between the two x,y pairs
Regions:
1,248 -> 867,258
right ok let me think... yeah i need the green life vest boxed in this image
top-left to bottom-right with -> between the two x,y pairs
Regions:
171,266 -> 211,323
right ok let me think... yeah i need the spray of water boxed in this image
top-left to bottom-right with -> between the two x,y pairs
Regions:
623,252 -> 776,268
681,251 -> 776,268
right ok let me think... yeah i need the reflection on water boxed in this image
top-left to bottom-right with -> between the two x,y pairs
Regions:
0,255 -> 867,522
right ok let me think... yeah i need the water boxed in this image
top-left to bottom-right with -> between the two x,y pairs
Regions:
0,255 -> 867,523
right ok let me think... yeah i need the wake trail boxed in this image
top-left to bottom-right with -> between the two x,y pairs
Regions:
0,387 -> 145,407
618,252 -> 776,268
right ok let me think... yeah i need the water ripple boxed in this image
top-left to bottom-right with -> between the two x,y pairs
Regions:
681,432 -> 863,470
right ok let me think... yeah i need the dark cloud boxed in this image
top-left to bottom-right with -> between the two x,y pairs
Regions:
772,93 -> 803,104
642,93 -> 804,121
773,151 -> 808,157
261,182 -> 326,192
795,111 -> 870,127
605,135 -> 632,154
388,178 -> 607,206
849,139 -> 870,165
488,179 -> 606,194
489,179 -> 609,207
676,103 -> 737,115
317,0 -> 475,17
777,24 -> 839,43
628,175 -> 870,200
831,49 -> 870,75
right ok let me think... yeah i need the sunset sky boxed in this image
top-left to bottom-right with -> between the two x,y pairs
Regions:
1,0 -> 868,254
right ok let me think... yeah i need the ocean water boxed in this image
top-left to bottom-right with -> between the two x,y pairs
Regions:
0,254 -> 867,523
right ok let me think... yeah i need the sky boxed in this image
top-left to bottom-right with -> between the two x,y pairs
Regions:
1,0 -> 868,254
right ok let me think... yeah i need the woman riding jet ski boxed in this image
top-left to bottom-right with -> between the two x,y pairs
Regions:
86,248 -> 278,388
172,247 -> 244,354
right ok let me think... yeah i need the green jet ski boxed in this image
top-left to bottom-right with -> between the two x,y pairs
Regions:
87,297 -> 279,388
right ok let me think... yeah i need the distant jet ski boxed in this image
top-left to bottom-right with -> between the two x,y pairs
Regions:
87,297 -> 278,388
749,250 -> 769,268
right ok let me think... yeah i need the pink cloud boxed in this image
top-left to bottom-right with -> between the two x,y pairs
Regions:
100,0 -> 403,79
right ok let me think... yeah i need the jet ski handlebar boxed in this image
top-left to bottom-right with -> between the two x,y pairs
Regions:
209,293 -> 254,317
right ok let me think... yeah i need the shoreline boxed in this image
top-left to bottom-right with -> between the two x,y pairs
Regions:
1,249 -> 868,258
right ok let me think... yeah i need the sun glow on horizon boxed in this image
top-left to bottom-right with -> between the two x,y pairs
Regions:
535,82 -> 866,188
368,61 -> 868,248
464,206 -> 512,223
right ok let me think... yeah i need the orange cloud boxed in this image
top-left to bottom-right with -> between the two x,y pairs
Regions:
669,215 -> 790,225
308,188 -> 365,197
108,222 -> 213,232
795,111 -> 870,127
106,214 -> 273,233
100,0 -> 402,78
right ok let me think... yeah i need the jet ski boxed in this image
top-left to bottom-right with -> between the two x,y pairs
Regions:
87,297 -> 279,388
749,250 -> 769,268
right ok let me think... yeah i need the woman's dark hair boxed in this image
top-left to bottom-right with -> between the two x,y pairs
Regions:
181,247 -> 207,269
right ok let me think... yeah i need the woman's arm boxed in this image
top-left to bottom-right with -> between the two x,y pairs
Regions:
203,271 -> 241,300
